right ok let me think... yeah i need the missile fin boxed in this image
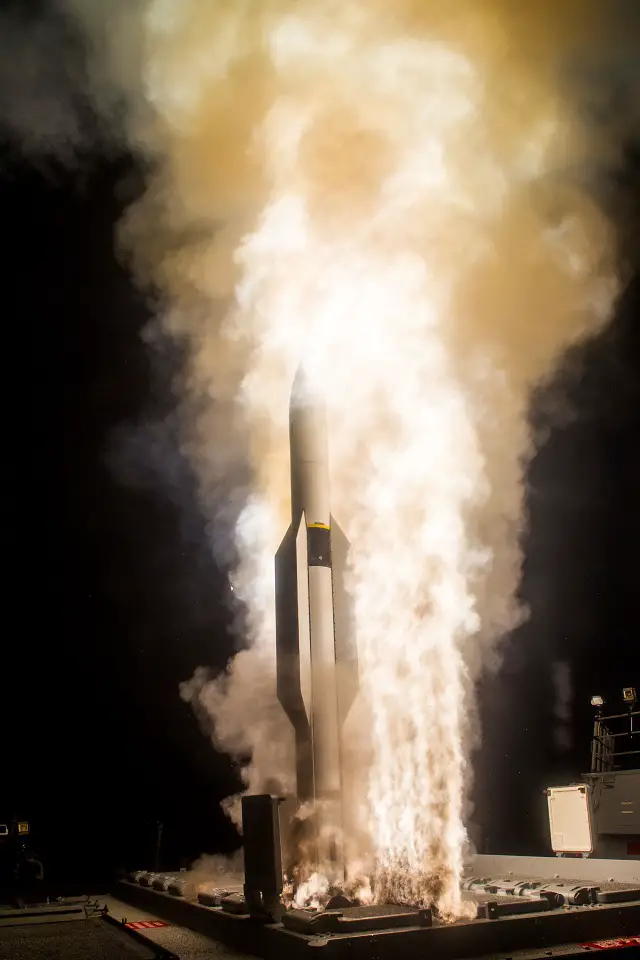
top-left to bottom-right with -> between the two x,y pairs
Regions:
275,521 -> 308,726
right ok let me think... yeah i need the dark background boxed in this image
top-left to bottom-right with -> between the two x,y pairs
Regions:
1,115 -> 638,890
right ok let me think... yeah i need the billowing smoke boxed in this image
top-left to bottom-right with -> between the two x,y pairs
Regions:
188,850 -> 244,889
0,6 -> 87,158
14,0 -> 633,918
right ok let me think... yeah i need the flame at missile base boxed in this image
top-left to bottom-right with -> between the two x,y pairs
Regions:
77,0 -> 617,922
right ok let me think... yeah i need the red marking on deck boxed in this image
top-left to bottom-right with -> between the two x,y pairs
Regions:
127,920 -> 169,930
581,937 -> 640,950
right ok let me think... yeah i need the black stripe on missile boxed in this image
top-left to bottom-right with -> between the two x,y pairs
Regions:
307,525 -> 331,567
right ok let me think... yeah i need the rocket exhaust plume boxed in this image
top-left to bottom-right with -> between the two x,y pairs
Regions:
62,0 -> 625,918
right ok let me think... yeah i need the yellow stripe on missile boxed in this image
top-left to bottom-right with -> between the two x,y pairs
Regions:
308,522 -> 330,530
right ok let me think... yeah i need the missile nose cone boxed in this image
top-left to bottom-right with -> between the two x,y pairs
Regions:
289,368 -> 328,459
289,364 -> 330,525
290,363 -> 313,412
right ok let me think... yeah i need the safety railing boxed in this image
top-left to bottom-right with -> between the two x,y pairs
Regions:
590,710 -> 640,772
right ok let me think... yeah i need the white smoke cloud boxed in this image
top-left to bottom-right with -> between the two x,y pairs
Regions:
70,0 -> 622,919
188,850 -> 244,887
4,0 -> 638,920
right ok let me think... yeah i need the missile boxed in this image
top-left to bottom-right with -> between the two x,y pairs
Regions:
275,366 -> 358,875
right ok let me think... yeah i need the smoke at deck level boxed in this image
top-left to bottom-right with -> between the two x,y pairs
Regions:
26,0 -> 636,916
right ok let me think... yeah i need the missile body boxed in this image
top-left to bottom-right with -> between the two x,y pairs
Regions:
275,368 -> 358,875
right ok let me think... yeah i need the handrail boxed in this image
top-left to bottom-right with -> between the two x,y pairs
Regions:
590,709 -> 638,772
596,710 -> 640,721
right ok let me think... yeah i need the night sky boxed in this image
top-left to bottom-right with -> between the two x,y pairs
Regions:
1,82 -> 639,888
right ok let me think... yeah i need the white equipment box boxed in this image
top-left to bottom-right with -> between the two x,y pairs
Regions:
547,784 -> 594,854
